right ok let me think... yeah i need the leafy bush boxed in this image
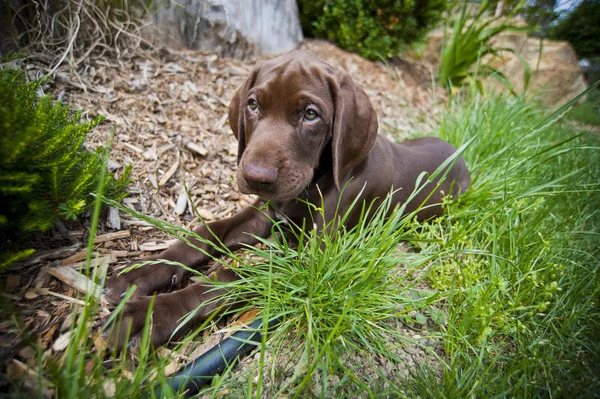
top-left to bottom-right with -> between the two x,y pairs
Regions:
438,0 -> 531,93
298,0 -> 447,60
550,0 -> 600,58
0,67 -> 130,248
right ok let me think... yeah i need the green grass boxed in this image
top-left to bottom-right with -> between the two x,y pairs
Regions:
9,88 -> 600,397
565,87 -> 600,126
407,90 -> 600,397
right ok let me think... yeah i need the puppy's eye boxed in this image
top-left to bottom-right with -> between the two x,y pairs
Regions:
304,109 -> 319,122
248,99 -> 258,111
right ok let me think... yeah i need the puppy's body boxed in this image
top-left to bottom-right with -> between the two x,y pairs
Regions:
104,51 -> 470,349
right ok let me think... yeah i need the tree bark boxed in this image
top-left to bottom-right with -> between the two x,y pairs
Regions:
150,0 -> 303,59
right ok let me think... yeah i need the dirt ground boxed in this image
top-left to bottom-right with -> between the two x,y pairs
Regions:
0,39 -> 447,396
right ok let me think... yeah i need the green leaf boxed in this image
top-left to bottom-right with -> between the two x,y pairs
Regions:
414,313 -> 428,325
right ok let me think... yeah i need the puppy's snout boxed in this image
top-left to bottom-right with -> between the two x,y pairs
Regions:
243,164 -> 278,190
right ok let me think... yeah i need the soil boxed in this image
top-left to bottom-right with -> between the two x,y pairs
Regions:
0,39 -> 447,396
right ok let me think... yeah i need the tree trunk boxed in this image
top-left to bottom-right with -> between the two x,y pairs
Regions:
150,0 -> 303,59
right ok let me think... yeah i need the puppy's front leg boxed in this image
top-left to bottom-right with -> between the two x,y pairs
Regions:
104,201 -> 273,304
108,266 -> 239,350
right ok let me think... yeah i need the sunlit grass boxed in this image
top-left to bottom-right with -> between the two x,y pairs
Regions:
404,87 -> 600,397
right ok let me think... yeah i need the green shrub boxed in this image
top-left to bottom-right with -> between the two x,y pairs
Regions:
550,0 -> 600,58
298,0 -> 448,60
0,67 -> 130,254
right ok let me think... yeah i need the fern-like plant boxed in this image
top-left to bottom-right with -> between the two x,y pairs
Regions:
439,0 -> 532,93
0,66 -> 130,265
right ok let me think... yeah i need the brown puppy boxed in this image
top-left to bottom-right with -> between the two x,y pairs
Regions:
104,51 -> 470,349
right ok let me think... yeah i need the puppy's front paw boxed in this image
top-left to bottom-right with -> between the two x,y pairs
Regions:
102,294 -> 187,351
104,261 -> 187,305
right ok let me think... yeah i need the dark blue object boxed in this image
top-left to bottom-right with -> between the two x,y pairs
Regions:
151,317 -> 281,397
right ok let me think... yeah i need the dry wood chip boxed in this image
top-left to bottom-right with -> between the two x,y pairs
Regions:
65,254 -> 110,269
217,205 -> 236,218
36,288 -> 86,305
158,143 -> 176,154
41,324 -> 57,347
122,218 -> 153,227
143,147 -> 157,160
85,358 -> 96,376
121,368 -> 134,381
183,138 -> 208,156
229,66 -> 248,76
216,113 -> 228,130
94,336 -> 108,354
94,230 -> 131,243
164,360 -> 180,377
138,239 -> 178,252
62,251 -> 100,265
37,309 -> 51,320
103,380 -> 117,397
24,243 -> 81,266
47,266 -> 104,301
110,250 -> 129,259
148,173 -> 159,189
52,331 -> 71,352
122,142 -> 144,153
175,191 -> 189,216
7,359 -> 54,397
123,196 -> 140,203
227,143 -> 238,156
68,230 -> 84,238
232,308 -> 260,329
194,208 -> 215,221
24,290 -> 38,299
17,346 -> 36,361
63,255 -> 111,278
175,181 -> 195,216
107,206 -> 121,230
159,154 -> 180,187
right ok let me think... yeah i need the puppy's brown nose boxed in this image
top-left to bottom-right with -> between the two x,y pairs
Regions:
243,164 -> 278,190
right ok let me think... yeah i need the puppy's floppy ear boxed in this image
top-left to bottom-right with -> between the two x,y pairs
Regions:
328,71 -> 378,191
228,63 -> 263,164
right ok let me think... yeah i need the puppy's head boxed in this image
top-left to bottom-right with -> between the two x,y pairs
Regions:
229,51 -> 378,202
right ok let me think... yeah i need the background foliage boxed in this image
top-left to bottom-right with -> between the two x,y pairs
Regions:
437,0 -> 531,93
0,67 -> 130,261
550,0 -> 600,58
297,0 -> 447,60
